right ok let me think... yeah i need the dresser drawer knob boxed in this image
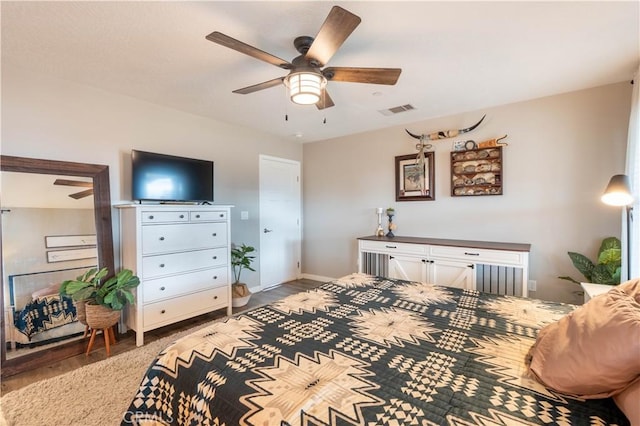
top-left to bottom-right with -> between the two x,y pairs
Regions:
195,214 -> 201,218
148,215 -> 154,220
159,263 -> 165,268
212,233 -> 217,237
212,256 -> 217,260
159,236 -> 165,241
214,295 -> 218,300
213,276 -> 218,280
161,309 -> 166,314
464,252 -> 480,256
219,214 -> 224,218
179,214 -> 184,219
160,286 -> 166,291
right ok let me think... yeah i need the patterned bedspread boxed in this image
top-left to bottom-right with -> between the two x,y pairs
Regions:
14,294 -> 77,340
123,274 -> 628,425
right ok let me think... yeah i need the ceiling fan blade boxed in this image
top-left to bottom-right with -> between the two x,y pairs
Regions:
305,6 -> 361,67
323,67 -> 402,85
233,77 -> 285,95
316,90 -> 335,110
206,31 -> 293,70
53,178 -> 93,188
69,188 -> 94,200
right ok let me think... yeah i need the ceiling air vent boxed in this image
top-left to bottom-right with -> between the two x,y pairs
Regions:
379,104 -> 416,116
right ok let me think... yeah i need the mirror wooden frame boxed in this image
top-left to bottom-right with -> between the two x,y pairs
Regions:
0,155 -> 115,377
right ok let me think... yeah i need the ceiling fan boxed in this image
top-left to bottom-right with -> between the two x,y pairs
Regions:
206,5 -> 402,109
54,179 -> 93,199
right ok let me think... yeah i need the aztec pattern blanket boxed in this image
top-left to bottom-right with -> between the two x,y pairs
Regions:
123,274 -> 628,425
14,294 -> 77,340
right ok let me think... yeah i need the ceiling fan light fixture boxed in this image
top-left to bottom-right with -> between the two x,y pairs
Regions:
286,72 -> 326,105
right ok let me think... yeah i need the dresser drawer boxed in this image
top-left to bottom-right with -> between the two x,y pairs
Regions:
428,245 -> 525,266
142,222 -> 227,254
190,210 -> 228,221
143,287 -> 228,328
141,210 -> 189,223
142,267 -> 228,303
142,248 -> 227,279
360,240 -> 428,256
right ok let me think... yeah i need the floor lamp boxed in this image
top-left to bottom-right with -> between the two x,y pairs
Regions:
601,174 -> 634,280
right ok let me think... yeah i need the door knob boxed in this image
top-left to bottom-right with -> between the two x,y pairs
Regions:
263,228 -> 273,233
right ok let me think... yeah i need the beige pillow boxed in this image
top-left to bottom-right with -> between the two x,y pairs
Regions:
619,278 -> 640,303
529,285 -> 640,398
613,377 -> 640,426
31,282 -> 61,299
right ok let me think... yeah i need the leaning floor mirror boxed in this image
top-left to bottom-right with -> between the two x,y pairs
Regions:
0,155 -> 115,377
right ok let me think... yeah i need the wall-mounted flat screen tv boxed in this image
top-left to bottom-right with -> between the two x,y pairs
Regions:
131,150 -> 214,202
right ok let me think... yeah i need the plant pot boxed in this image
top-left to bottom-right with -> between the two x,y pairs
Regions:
75,300 -> 87,325
232,295 -> 251,307
232,283 -> 252,307
85,303 -> 121,329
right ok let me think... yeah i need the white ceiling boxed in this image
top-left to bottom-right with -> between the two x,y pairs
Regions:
1,1 -> 638,143
1,172 -> 94,209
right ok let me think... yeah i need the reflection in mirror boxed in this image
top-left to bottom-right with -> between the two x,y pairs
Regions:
0,155 -> 114,377
2,172 -> 97,360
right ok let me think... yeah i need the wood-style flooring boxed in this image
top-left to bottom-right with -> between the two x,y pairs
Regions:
0,278 -> 324,396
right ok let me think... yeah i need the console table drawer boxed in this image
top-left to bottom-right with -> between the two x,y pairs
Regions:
143,287 -> 228,328
428,245 -> 524,266
142,248 -> 227,279
360,240 -> 428,255
142,267 -> 227,303
142,222 -> 227,254
141,210 -> 189,223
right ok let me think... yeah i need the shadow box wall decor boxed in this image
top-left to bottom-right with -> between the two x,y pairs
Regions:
395,152 -> 435,201
451,147 -> 503,196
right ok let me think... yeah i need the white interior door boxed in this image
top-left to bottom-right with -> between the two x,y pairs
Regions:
259,155 -> 301,290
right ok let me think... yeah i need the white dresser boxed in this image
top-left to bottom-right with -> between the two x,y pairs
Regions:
117,204 -> 232,346
358,236 -> 531,297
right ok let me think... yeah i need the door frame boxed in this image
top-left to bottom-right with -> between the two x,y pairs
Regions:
258,155 -> 302,290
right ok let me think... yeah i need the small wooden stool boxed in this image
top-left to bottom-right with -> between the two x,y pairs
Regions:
85,325 -> 117,356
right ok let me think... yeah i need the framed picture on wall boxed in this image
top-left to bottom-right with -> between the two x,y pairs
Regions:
395,152 -> 435,201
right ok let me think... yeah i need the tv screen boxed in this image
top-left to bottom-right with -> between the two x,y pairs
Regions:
131,150 -> 214,202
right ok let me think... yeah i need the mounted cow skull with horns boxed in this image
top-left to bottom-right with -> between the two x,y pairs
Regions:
405,115 -> 486,142
405,115 -> 486,196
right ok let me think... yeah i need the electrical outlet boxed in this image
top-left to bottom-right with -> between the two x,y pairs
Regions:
240,211 -> 249,220
528,280 -> 537,292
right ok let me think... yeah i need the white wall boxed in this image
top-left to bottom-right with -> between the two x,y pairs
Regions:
1,65 -> 303,289
2,66 -> 632,303
302,82 -> 632,304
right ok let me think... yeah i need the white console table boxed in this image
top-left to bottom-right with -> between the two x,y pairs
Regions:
358,235 -> 531,297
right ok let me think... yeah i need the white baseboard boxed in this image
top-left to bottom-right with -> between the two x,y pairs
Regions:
300,273 -> 335,283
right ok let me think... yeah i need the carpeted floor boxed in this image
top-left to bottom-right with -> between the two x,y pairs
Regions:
0,323 -> 207,426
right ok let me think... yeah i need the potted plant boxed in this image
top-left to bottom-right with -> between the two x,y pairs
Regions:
60,267 -> 140,329
558,236 -> 622,285
231,243 -> 256,307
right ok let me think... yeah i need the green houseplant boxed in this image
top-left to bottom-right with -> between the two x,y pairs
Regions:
60,267 -> 140,328
558,236 -> 622,285
231,244 -> 256,307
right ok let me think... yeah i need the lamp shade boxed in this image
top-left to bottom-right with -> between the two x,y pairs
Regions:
601,174 -> 633,206
285,72 -> 326,105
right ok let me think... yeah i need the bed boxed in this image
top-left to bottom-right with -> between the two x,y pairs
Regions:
6,267 -> 89,348
123,273 -> 629,425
